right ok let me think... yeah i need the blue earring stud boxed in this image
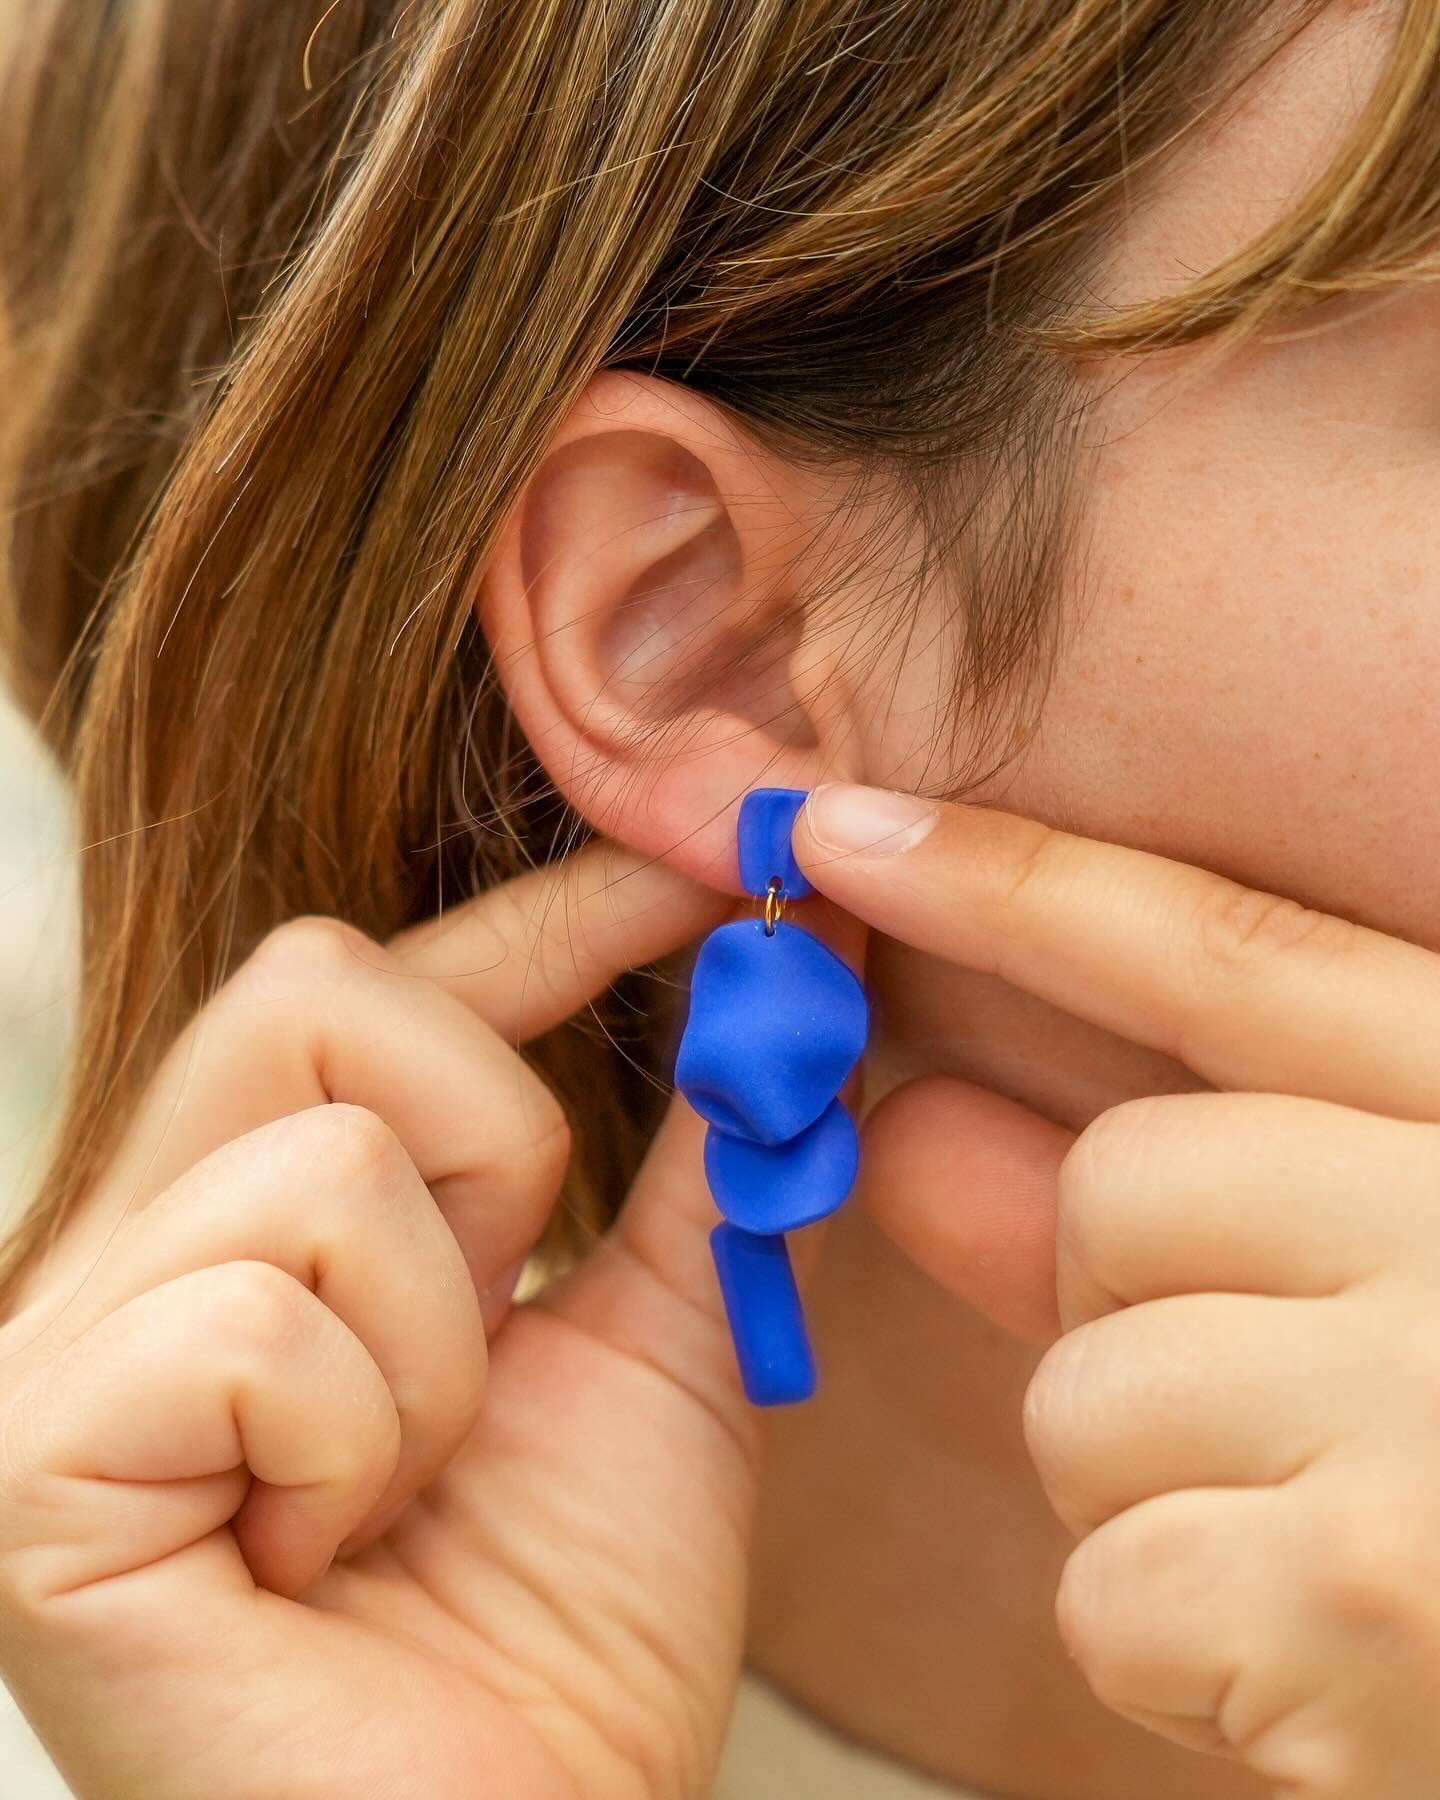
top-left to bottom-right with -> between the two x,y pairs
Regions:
674,787 -> 869,1405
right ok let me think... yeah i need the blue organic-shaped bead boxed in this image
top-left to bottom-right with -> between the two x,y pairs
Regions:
737,787 -> 815,899
709,1222 -> 816,1405
675,918 -> 868,1145
704,1099 -> 858,1233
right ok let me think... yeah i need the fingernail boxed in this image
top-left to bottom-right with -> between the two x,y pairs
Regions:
804,784 -> 939,857
479,1257 -> 528,1337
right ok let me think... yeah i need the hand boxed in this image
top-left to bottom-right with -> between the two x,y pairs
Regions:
794,783 -> 1440,1799
0,845 -> 779,1800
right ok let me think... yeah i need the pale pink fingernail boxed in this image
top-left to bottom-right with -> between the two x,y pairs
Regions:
804,783 -> 939,857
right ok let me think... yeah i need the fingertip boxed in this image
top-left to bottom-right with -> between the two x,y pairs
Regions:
576,838 -> 731,946
796,783 -> 942,871
859,1074 -> 1068,1347
390,837 -> 730,1038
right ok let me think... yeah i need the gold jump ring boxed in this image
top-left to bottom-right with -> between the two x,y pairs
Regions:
763,877 -> 787,936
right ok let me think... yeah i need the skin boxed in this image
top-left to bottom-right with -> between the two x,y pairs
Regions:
0,853 -> 760,1800
730,8 -> 1440,1796
785,787 -> 1440,1797
2,3 -> 1437,1798
480,4 -> 1437,1790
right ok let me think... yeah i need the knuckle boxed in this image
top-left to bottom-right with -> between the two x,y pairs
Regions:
1239,1710 -> 1359,1800
1311,1494 -> 1440,1640
1021,1342 -> 1069,1463
1022,1336 -> 1091,1522
1195,885 -> 1346,990
528,1096 -> 573,1188
289,1102 -> 406,1189
1058,1098 -> 1164,1274
208,1260 -> 311,1364
1054,1503 -> 1195,1713
428,1355 -> 487,1450
0,1373 -> 80,1612
1054,1536 -> 1130,1703
332,1385 -> 403,1488
243,914 -> 382,992
998,820 -> 1064,912
452,1074 -> 570,1226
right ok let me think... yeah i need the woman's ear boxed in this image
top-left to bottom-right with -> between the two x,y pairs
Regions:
476,370 -> 869,892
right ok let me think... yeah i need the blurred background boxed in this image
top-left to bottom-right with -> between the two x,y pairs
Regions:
0,692 -> 81,1798
0,693 -> 74,1218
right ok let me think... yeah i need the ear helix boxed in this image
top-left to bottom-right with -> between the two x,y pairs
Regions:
674,788 -> 869,1405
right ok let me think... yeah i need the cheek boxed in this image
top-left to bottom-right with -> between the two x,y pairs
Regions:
983,350 -> 1440,950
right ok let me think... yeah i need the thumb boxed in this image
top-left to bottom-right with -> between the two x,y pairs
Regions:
860,1075 -> 1072,1346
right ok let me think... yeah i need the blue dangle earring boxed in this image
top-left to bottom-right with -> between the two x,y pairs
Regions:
674,787 -> 869,1405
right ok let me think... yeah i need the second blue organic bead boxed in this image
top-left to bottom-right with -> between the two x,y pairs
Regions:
704,1099 -> 859,1233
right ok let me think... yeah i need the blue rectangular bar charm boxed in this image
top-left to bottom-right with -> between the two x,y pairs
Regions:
709,1222 -> 817,1405
736,787 -> 815,899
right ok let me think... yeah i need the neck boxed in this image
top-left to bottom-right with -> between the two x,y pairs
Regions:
744,941 -> 1267,1800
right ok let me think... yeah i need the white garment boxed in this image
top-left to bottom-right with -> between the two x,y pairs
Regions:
0,1686 -> 71,1800
714,1671 -> 995,1800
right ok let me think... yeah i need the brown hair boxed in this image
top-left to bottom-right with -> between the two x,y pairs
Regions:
2,0 -> 1438,1306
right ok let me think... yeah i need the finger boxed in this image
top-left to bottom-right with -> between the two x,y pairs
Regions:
858,1075 -> 1070,1345
1025,1291 -> 1348,1538
3,1259 -> 399,1602
1053,1485 -> 1306,1761
1056,1092 -> 1437,1329
794,785 -> 1440,1118
32,1109 -> 488,1563
68,842 -> 720,1312
87,919 -> 573,1308
390,838 -> 727,1042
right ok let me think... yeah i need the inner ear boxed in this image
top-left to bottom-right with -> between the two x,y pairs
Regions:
599,508 -> 744,716
477,371 -> 862,883
517,426 -> 805,752
605,513 -> 816,749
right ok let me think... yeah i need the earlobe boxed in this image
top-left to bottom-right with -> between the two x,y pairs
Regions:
478,370 -> 865,891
